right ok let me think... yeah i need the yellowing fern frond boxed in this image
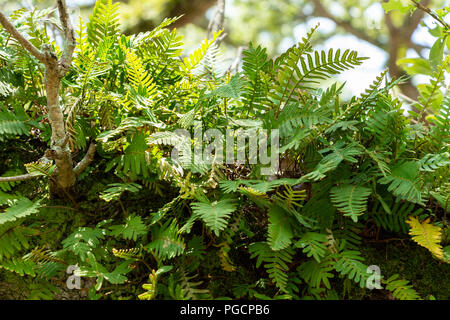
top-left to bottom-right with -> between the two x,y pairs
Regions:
181,30 -> 223,73
406,216 -> 444,260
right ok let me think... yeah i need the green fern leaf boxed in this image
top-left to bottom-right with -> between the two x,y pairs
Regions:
330,184 -> 371,222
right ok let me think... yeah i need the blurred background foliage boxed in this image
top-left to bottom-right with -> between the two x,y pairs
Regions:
1,0 -> 448,100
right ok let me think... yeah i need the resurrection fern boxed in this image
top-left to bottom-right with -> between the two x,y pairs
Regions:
379,162 -> 423,205
0,223 -> 37,260
383,274 -> 421,300
274,185 -> 306,209
297,257 -> 334,290
190,197 -> 237,236
295,232 -> 328,262
249,242 -> 294,291
109,214 -> 148,241
267,204 -> 294,250
0,198 -> 41,225
86,0 -> 121,46
0,107 -> 31,139
0,0 -> 448,301
371,200 -> 423,234
406,216 -> 444,260
333,249 -> 370,288
180,30 -> 223,73
330,184 -> 371,222
146,219 -> 185,260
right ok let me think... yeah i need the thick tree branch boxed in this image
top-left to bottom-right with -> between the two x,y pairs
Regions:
74,143 -> 97,176
0,12 -> 46,64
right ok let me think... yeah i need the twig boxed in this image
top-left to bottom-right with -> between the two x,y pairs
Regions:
410,0 -> 450,30
227,46 -> 246,74
0,13 -> 45,63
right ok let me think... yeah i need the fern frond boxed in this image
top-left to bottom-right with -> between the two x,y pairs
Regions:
271,48 -> 367,113
267,204 -> 293,251
0,258 -> 36,276
379,161 -> 423,204
249,242 -> 294,291
274,185 -> 306,209
371,199 -> 422,234
295,232 -> 328,262
124,48 -> 157,101
0,223 -> 37,260
146,219 -> 185,260
87,0 -> 121,46
334,249 -> 370,288
383,274 -> 421,300
24,160 -> 55,177
297,257 -> 334,290
180,30 -> 223,73
0,198 -> 41,225
406,216 -> 444,260
330,184 -> 371,222
191,197 -> 237,236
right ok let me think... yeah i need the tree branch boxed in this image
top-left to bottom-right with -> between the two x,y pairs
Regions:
0,12 -> 46,64
56,0 -> 75,74
0,174 -> 39,183
311,0 -> 384,49
207,0 -> 226,39
74,143 -> 97,176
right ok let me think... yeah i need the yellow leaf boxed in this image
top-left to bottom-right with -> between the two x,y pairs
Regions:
406,216 -> 444,260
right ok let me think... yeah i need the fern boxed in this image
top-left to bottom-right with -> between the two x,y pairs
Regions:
190,197 -> 237,236
271,48 -> 367,115
146,219 -> 185,260
180,30 -> 223,73
330,184 -> 371,222
109,214 -> 148,241
99,182 -> 142,202
0,258 -> 36,276
333,249 -> 370,288
249,242 -> 294,291
0,198 -> 41,225
267,204 -> 294,250
297,257 -> 334,290
371,199 -> 423,234
379,161 -> 423,204
406,216 -> 444,260
295,232 -> 328,262
383,274 -> 421,300
0,107 -> 31,139
0,223 -> 37,260
274,185 -> 306,209
124,47 -> 157,101
87,0 -> 121,46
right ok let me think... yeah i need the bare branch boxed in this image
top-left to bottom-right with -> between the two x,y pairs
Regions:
0,173 -> 39,183
227,45 -> 246,74
74,143 -> 97,176
207,0 -> 226,39
0,12 -> 45,64
56,0 -> 75,74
